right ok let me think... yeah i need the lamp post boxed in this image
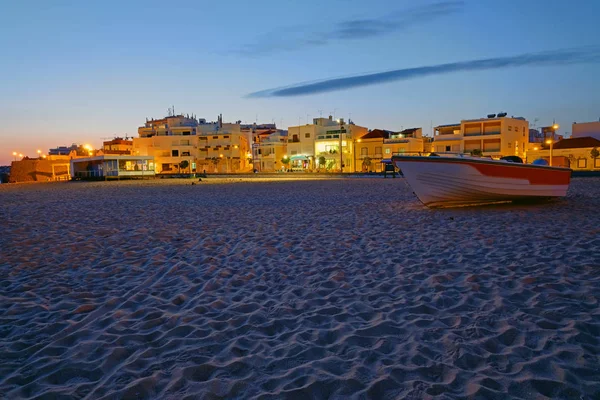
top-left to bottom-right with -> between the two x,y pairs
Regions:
546,139 -> 554,166
339,121 -> 344,173
354,139 -> 362,172
547,123 -> 559,167
12,151 -> 17,161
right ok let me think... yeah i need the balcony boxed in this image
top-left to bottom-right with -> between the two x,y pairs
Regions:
464,131 -> 500,137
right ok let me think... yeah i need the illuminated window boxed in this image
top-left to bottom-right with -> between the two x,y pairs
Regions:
361,147 -> 368,156
385,148 -> 391,154
172,150 -> 179,156
375,147 -> 382,156
305,133 -> 310,138
578,158 -> 587,168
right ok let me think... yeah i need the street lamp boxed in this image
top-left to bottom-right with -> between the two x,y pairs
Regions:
339,123 -> 345,173
546,139 -> 554,166
37,150 -> 42,158
18,153 -> 23,159
12,151 -> 17,161
354,139 -> 362,172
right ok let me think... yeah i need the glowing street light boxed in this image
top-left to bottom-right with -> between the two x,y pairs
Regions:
12,151 -> 17,161
18,153 -> 23,159
37,150 -> 42,158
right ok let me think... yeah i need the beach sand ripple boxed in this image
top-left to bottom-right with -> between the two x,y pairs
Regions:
1,177 -> 599,399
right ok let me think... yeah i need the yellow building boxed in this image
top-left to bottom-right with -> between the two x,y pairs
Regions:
288,116 -> 368,172
134,114 -> 251,174
383,128 -> 426,157
433,114 -> 529,159
526,137 -> 600,170
253,130 -> 288,172
101,138 -> 133,155
353,128 -> 426,172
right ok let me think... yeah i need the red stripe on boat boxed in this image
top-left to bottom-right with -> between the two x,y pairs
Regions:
469,163 -> 571,185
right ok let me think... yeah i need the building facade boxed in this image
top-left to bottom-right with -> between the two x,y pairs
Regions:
572,121 -> 600,141
526,137 -> 600,170
287,116 -> 368,172
134,114 -> 251,174
252,130 -> 288,172
432,114 -> 529,159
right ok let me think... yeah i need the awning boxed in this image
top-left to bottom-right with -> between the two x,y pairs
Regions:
290,155 -> 309,161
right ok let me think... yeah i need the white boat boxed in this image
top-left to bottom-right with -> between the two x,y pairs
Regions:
392,154 -> 572,208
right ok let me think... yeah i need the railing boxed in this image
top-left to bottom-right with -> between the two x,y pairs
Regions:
463,131 -> 500,136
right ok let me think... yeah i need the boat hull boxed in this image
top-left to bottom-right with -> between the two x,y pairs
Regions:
392,156 -> 571,208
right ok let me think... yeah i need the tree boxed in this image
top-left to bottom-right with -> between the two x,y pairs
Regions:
179,160 -> 189,174
210,157 -> 220,172
591,147 -> 599,168
318,156 -> 326,171
470,149 -> 483,157
362,156 -> 372,172
281,157 -> 290,167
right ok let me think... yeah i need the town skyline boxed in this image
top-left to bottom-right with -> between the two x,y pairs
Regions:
2,0 -> 600,165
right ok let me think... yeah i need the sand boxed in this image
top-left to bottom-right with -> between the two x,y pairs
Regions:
1,176 -> 599,399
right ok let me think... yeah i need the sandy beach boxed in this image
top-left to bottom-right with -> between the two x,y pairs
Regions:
1,176 -> 599,399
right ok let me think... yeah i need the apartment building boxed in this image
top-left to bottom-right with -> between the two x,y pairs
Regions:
287,116 -> 368,171
433,113 -> 529,159
353,128 -> 426,172
252,129 -> 288,172
134,114 -> 251,173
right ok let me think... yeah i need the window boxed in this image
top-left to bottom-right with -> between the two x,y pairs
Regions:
596,158 -> 600,168
224,136 -> 230,139
172,150 -> 179,157
361,147 -> 368,156
385,148 -> 391,154
292,134 -> 299,142
507,142 -> 512,149
375,147 -> 382,156
445,146 -> 451,152
508,126 -> 512,131
213,136 -> 218,139
291,150 -> 297,155
305,133 -> 310,138
578,158 -> 587,168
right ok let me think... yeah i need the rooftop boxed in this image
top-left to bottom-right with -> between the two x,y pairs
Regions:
360,129 -> 393,140
553,136 -> 600,150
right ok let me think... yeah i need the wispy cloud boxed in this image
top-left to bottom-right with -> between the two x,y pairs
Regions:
236,1 -> 464,56
246,47 -> 600,97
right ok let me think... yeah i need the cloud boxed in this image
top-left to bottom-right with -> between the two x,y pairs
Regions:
246,47 -> 600,97
237,1 -> 463,56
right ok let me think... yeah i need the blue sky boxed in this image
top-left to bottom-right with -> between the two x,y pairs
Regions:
1,0 -> 599,164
